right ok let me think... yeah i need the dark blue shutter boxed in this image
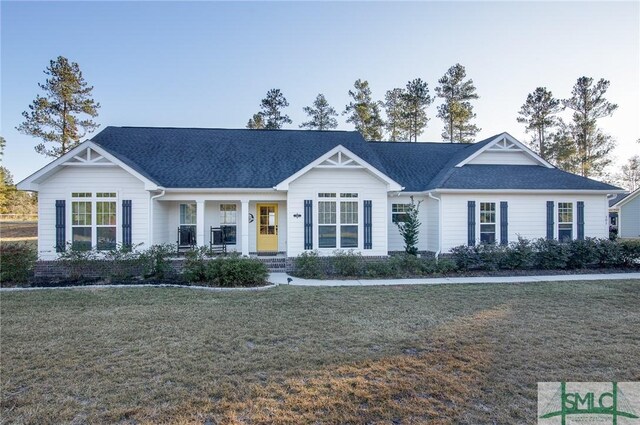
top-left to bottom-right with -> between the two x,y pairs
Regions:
500,201 -> 508,245
55,200 -> 66,252
467,201 -> 476,246
364,200 -> 372,249
577,201 -> 585,240
546,201 -> 554,240
122,200 -> 132,248
304,200 -> 313,250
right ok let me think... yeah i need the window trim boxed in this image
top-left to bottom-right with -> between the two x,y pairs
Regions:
391,203 -> 411,224
316,193 -> 360,250
219,203 -> 237,245
479,202 -> 497,244
68,191 -> 119,251
557,201 -> 575,242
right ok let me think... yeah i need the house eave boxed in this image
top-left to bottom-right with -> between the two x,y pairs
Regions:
431,188 -> 627,194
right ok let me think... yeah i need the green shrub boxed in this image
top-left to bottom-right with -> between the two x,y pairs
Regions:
533,238 -> 569,269
332,250 -> 363,277
139,244 -> 176,279
433,258 -> 458,274
203,255 -> 268,287
476,244 -> 505,271
294,250 -> 326,279
103,243 -> 144,280
182,246 -> 214,282
449,245 -> 481,271
364,260 -> 395,278
388,253 -> 425,276
57,243 -> 99,280
566,238 -> 598,269
620,239 -> 640,266
500,237 -> 535,270
0,242 -> 37,284
594,239 -> 624,267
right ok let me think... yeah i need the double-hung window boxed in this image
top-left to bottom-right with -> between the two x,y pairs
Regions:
558,202 -> 573,242
318,193 -> 359,248
479,202 -> 496,244
71,192 -> 117,251
392,204 -> 411,223
179,203 -> 197,246
219,204 -> 237,244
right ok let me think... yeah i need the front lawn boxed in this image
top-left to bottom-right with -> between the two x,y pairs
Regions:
1,281 -> 639,424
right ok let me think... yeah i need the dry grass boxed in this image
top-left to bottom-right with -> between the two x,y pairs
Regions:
1,280 -> 639,424
0,221 -> 37,242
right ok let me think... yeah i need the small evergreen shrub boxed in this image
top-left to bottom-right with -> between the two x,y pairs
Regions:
476,244 -> 505,271
388,253 -> 425,276
449,245 -> 482,271
0,242 -> 37,284
395,197 -> 422,256
139,244 -> 176,279
566,238 -> 598,269
103,243 -> 144,280
294,250 -> 326,279
532,238 -> 569,269
434,258 -> 458,274
594,238 -> 624,267
332,250 -> 364,277
500,237 -> 535,270
203,255 -> 268,287
364,261 -> 395,278
182,246 -> 214,283
620,239 -> 640,266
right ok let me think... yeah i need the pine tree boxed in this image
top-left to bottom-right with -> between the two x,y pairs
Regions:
300,94 -> 338,130
435,64 -> 480,143
246,113 -> 265,129
396,197 -> 422,256
562,77 -> 618,177
17,56 -> 100,158
343,79 -> 384,141
258,89 -> 292,129
517,87 -> 562,160
384,88 -> 409,141
615,155 -> 640,191
402,78 -> 433,142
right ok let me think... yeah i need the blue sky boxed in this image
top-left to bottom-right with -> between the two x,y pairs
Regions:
1,1 -> 638,181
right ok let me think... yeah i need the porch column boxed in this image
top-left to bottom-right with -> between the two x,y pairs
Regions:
241,200 -> 250,256
196,200 -> 206,247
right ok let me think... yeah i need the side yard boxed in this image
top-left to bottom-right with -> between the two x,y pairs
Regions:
1,280 -> 639,424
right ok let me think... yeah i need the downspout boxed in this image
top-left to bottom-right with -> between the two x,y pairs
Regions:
149,189 -> 166,246
427,191 -> 441,260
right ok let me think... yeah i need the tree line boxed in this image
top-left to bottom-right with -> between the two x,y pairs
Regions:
10,56 -> 639,189
246,63 -> 481,144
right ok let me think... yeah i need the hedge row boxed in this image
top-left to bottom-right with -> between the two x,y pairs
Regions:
449,237 -> 640,271
293,250 -> 457,279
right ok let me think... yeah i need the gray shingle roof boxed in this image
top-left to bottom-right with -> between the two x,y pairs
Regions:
90,126 -> 622,192
609,192 -> 631,207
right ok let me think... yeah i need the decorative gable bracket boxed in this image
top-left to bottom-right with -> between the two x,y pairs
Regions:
63,147 -> 115,166
455,132 -> 554,168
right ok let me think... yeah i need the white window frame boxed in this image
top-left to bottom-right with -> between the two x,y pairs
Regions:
219,203 -> 237,245
69,192 -> 119,251
316,193 -> 359,250
479,202 -> 497,244
391,203 -> 411,224
557,201 -> 575,242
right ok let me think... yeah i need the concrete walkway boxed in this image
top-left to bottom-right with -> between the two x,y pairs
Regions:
268,272 -> 640,287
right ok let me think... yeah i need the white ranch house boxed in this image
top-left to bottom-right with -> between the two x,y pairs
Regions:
18,127 -> 624,261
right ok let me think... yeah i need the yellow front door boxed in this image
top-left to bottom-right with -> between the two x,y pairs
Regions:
256,204 -> 278,252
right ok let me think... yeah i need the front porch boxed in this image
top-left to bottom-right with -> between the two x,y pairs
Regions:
150,193 -> 288,257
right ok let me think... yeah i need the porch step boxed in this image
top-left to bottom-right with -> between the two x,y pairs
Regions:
254,257 -> 288,272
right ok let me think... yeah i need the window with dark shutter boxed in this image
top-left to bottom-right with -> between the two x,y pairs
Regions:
577,201 -> 584,240
364,200 -> 372,249
468,201 -> 476,246
546,201 -> 554,240
55,200 -> 66,252
122,200 -> 132,249
500,201 -> 508,245
304,200 -> 313,250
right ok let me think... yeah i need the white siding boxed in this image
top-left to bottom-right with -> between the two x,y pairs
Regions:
440,193 -> 609,252
467,150 -> 539,165
37,166 -> 149,260
287,168 -> 389,257
619,194 -> 640,238
152,199 -> 171,246
425,197 -> 440,253
387,195 -> 430,253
